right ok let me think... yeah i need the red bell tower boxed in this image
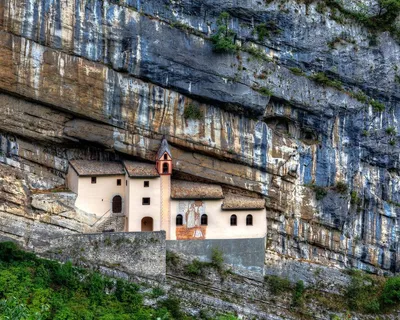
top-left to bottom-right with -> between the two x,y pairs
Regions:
156,137 -> 172,175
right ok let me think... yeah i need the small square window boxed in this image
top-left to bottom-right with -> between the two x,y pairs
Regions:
142,197 -> 150,205
144,181 -> 149,187
91,177 -> 97,184
117,179 -> 121,186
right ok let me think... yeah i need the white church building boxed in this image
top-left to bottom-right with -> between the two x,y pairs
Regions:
66,138 -> 267,240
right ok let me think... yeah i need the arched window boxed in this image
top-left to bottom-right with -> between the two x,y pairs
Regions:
112,195 -> 122,214
163,163 -> 169,173
176,214 -> 183,226
164,154 -> 168,160
246,214 -> 253,226
201,214 -> 208,225
230,215 -> 237,226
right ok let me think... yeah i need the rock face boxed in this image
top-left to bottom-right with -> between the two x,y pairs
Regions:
0,0 -> 400,276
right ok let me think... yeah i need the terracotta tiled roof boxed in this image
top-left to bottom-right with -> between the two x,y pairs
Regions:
123,160 -> 159,178
222,194 -> 265,210
69,160 -> 124,176
156,137 -> 172,160
171,180 -> 223,199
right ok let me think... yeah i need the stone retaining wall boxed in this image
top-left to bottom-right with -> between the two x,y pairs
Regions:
36,231 -> 166,281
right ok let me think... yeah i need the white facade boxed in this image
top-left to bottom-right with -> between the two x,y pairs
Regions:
170,199 -> 266,240
67,167 -> 125,217
66,139 -> 267,240
125,176 -> 162,232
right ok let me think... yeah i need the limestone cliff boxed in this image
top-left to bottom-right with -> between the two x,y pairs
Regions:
0,0 -> 400,276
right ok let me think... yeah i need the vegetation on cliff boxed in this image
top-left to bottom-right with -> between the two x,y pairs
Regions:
0,242 -> 238,320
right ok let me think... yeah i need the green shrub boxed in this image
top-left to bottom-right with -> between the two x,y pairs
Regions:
211,248 -> 224,270
254,23 -> 270,41
289,67 -> 304,76
350,191 -> 362,206
256,86 -> 273,96
386,127 -> 397,135
335,181 -> 348,194
159,297 -> 183,319
0,242 -> 169,319
264,275 -> 292,295
211,12 -> 237,53
314,186 -> 328,200
185,259 -> 206,276
292,280 -> 305,308
346,270 -> 383,313
309,72 -> 343,91
350,90 -> 368,103
184,104 -> 203,120
307,184 -> 328,200
151,287 -> 165,298
243,46 -> 270,60
370,99 -> 385,112
166,250 -> 180,266
381,276 -> 400,306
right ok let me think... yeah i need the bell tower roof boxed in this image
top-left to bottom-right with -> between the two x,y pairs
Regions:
156,137 -> 172,160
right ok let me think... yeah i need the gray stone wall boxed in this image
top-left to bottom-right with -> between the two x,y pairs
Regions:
167,237 -> 266,278
37,231 -> 166,282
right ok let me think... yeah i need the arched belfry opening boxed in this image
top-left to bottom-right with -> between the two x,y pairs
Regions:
156,137 -> 172,175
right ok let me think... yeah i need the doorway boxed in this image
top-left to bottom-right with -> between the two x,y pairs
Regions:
141,217 -> 153,231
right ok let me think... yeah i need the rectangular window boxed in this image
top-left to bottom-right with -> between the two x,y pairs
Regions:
117,179 -> 122,186
144,181 -> 149,187
142,197 -> 150,205
91,177 -> 97,184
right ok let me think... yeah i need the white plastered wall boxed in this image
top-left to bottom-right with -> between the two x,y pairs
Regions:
126,177 -> 161,232
170,199 -> 267,240
74,175 -> 126,217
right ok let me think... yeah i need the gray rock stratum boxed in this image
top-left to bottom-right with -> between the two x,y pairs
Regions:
0,0 -> 400,278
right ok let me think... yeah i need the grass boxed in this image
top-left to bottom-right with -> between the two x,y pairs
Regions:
256,87 -> 273,96
370,99 -> 385,112
386,127 -> 397,135
309,72 -> 343,91
289,67 -> 305,76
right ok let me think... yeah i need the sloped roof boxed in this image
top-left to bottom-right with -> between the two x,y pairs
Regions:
156,137 -> 172,160
69,160 -> 124,176
123,160 -> 159,178
171,180 -> 223,199
222,194 -> 265,210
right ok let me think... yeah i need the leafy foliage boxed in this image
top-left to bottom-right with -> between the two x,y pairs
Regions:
185,259 -> 207,276
211,248 -> 224,271
211,12 -> 238,53
345,270 -> 383,313
184,104 -> 203,120
335,181 -> 348,194
370,99 -> 385,112
292,280 -> 305,308
309,72 -> 343,91
0,242 -> 177,320
264,275 -> 292,295
289,67 -> 304,76
381,276 -> 400,306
